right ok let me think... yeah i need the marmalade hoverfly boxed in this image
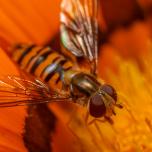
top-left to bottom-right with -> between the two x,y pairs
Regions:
0,0 -> 122,125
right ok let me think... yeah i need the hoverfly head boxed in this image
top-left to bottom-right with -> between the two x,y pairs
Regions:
88,84 -> 121,118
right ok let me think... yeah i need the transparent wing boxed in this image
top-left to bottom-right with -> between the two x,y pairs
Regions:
60,0 -> 98,75
0,75 -> 71,107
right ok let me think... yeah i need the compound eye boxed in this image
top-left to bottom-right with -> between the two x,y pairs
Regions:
102,84 -> 117,101
89,94 -> 106,118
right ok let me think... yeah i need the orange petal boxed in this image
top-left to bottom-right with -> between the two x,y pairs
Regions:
0,0 -> 61,45
0,49 -> 27,152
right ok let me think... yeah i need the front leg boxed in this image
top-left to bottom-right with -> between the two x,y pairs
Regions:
104,116 -> 114,125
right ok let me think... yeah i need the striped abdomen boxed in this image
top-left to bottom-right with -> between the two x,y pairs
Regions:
12,44 -> 73,88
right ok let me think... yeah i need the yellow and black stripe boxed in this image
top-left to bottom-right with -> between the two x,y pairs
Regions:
12,44 -> 73,88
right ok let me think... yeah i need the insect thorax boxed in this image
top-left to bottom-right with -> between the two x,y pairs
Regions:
67,71 -> 101,97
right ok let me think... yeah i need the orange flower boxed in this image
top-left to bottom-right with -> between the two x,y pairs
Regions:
0,1 -> 152,152
0,0 -> 61,45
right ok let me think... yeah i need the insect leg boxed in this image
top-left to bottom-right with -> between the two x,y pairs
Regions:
104,116 -> 114,125
145,118 -> 152,133
84,111 -> 89,125
65,106 -> 83,142
117,92 -> 137,122
84,119 -> 105,151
